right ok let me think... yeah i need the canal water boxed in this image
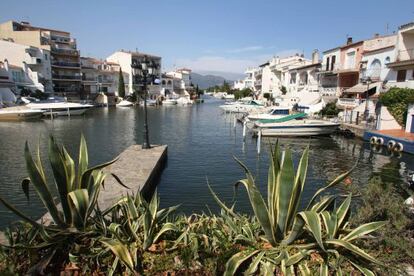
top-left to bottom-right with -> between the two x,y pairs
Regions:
0,98 -> 413,228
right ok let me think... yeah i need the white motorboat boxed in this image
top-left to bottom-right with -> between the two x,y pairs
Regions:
140,99 -> 157,106
246,107 -> 292,121
219,100 -> 265,113
117,100 -> 134,107
176,97 -> 193,105
162,98 -> 177,105
253,117 -> 339,137
24,97 -> 93,116
0,106 -> 44,121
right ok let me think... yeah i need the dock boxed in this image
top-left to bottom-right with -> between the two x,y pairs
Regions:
339,122 -> 367,138
364,129 -> 414,154
0,144 -> 168,244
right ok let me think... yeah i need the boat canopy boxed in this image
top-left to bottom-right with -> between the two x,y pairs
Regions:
257,112 -> 307,124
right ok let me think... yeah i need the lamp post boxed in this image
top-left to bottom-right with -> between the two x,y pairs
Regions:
361,76 -> 372,121
132,55 -> 159,149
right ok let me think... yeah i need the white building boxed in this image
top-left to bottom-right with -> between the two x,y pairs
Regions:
243,67 -> 256,90
287,50 -> 320,94
81,57 -> 129,97
386,22 -> 414,89
360,34 -> 397,82
233,79 -> 246,90
269,54 -> 312,97
0,39 -> 52,93
318,47 -> 341,96
106,50 -> 162,97
165,68 -> 193,95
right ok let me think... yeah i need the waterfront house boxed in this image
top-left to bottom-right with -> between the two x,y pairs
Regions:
287,50 -> 321,94
165,68 -> 194,96
0,21 -> 81,100
80,57 -> 129,99
0,39 -> 52,93
268,55 -> 311,97
233,79 -> 246,90
386,22 -> 414,89
106,50 -> 162,98
243,67 -> 256,91
318,47 -> 341,96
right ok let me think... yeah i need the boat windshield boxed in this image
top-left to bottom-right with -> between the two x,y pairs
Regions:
269,108 -> 290,115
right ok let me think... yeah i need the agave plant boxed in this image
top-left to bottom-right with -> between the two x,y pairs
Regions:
210,142 -> 385,275
0,135 -> 118,273
100,193 -> 179,274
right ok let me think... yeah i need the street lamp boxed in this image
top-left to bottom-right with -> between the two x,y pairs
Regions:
361,76 -> 372,121
132,55 -> 160,149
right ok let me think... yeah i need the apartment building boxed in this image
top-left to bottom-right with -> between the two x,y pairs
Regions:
165,68 -> 193,95
0,39 -> 52,93
386,22 -> 414,88
106,50 -> 161,97
80,57 -> 129,97
286,50 -> 321,94
0,20 -> 81,99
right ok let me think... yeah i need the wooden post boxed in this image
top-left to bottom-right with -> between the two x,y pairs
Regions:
242,121 -> 247,139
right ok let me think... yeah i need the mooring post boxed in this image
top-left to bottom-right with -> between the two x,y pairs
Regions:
242,121 -> 247,139
257,130 -> 261,154
233,115 -> 237,128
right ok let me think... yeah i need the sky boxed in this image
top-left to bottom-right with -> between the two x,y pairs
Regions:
1,0 -> 413,78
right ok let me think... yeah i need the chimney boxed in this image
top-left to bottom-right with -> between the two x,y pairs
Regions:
312,49 -> 319,64
374,33 -> 380,38
347,37 -> 353,45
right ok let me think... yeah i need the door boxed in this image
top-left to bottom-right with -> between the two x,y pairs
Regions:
411,115 -> 414,133
397,70 -> 407,82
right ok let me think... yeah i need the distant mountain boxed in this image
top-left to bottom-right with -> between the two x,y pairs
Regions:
191,72 -> 234,89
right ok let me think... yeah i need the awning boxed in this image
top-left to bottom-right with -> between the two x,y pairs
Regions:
343,82 -> 382,94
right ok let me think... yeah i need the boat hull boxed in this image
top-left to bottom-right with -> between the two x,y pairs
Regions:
254,122 -> 339,137
0,110 -> 44,121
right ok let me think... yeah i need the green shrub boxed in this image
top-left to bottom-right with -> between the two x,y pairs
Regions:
319,101 -> 340,116
379,87 -> 414,126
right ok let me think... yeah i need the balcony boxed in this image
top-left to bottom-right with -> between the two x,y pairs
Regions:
54,86 -> 81,93
319,86 -> 338,96
51,35 -> 76,45
320,63 -> 340,72
52,61 -> 81,68
52,74 -> 82,81
51,47 -> 79,56
82,76 -> 97,82
27,57 -> 42,65
396,48 -> 414,62
337,97 -> 361,109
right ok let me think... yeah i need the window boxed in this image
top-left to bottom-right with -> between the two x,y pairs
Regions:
44,53 -> 48,60
346,51 -> 355,69
370,59 -> 381,79
397,70 -> 406,82
331,55 -> 336,71
326,57 -> 330,71
384,56 -> 390,64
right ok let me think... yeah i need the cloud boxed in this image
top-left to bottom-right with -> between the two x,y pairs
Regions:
227,46 -> 264,53
174,56 -> 259,74
171,49 -> 303,74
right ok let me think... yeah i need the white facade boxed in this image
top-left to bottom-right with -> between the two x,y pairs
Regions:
106,51 -> 162,96
165,68 -> 193,95
386,22 -> 414,89
319,48 -> 341,96
406,104 -> 414,133
360,35 -> 397,82
269,55 -> 312,96
233,79 -> 246,90
0,39 -> 52,92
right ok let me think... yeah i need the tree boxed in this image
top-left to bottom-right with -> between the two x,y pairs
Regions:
118,68 -> 126,98
222,80 -> 231,92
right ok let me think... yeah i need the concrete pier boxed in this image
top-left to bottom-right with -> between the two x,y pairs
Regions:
0,144 -> 167,244
340,122 -> 366,138
99,144 -> 168,207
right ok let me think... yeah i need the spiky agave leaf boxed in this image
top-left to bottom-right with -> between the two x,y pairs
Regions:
101,238 -> 135,272
223,249 -> 260,276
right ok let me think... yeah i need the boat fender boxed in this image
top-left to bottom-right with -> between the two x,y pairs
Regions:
376,137 -> 384,145
394,142 -> 404,152
370,136 -> 378,144
387,140 -> 396,150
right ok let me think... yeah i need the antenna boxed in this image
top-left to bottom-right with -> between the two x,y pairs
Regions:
386,23 -> 389,34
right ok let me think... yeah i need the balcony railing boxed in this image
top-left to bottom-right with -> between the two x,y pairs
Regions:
82,76 -> 96,81
27,57 -> 42,65
52,61 -> 80,68
52,74 -> 82,80
396,48 -> 414,61
51,47 -> 79,56
54,86 -> 81,93
337,97 -> 361,108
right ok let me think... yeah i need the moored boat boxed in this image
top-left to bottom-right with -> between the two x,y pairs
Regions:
219,100 -> 264,113
253,118 -> 339,137
116,100 -> 134,107
0,106 -> 44,121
